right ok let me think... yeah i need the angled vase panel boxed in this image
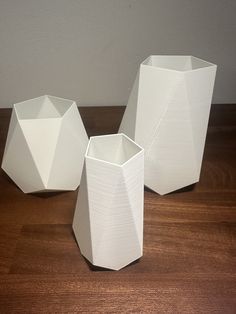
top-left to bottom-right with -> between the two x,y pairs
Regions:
2,121 -> 45,193
72,133 -> 144,271
1,95 -> 88,193
119,55 -> 217,195
47,103 -> 88,190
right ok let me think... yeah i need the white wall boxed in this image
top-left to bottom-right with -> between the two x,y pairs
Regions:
0,0 -> 235,107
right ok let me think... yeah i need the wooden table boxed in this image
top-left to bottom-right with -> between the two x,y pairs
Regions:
0,105 -> 235,313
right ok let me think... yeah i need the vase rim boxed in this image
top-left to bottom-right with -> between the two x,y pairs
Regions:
85,133 -> 143,167
142,55 -> 216,72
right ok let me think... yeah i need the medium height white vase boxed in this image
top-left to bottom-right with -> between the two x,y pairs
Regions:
2,95 -> 88,193
73,133 -> 144,270
119,55 -> 217,195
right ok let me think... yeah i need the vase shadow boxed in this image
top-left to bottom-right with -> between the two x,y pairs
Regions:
144,183 -> 196,195
31,190 -> 72,198
83,256 -> 141,272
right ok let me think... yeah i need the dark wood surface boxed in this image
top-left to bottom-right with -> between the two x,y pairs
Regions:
0,104 -> 235,313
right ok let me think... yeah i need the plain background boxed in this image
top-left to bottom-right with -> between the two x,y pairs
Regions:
0,0 -> 235,108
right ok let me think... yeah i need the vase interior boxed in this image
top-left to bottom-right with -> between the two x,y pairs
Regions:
87,134 -> 142,166
15,95 -> 72,120
143,55 -> 214,71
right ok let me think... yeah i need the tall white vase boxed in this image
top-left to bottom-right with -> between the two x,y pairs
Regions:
119,55 -> 217,195
2,95 -> 88,193
72,133 -> 144,270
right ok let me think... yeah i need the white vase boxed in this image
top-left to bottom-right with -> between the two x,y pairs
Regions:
72,133 -> 144,270
1,95 -> 88,193
119,55 -> 217,195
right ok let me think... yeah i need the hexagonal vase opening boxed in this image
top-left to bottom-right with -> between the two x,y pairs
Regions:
14,95 -> 72,120
87,133 -> 142,166
73,133 -> 144,270
142,55 -> 215,71
1,95 -> 88,193
119,55 -> 217,195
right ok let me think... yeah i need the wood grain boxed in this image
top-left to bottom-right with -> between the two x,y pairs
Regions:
0,225 -> 22,274
0,105 -> 235,313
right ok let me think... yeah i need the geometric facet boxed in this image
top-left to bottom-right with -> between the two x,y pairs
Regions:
1,95 -> 88,193
119,55 -> 217,195
72,133 -> 144,270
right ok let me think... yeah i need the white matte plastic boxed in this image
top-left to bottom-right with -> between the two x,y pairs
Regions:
72,133 -> 144,270
119,55 -> 217,195
1,95 -> 88,193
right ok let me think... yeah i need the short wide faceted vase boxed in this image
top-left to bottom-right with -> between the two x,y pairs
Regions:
119,55 -> 217,195
73,133 -> 144,270
1,95 -> 88,193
